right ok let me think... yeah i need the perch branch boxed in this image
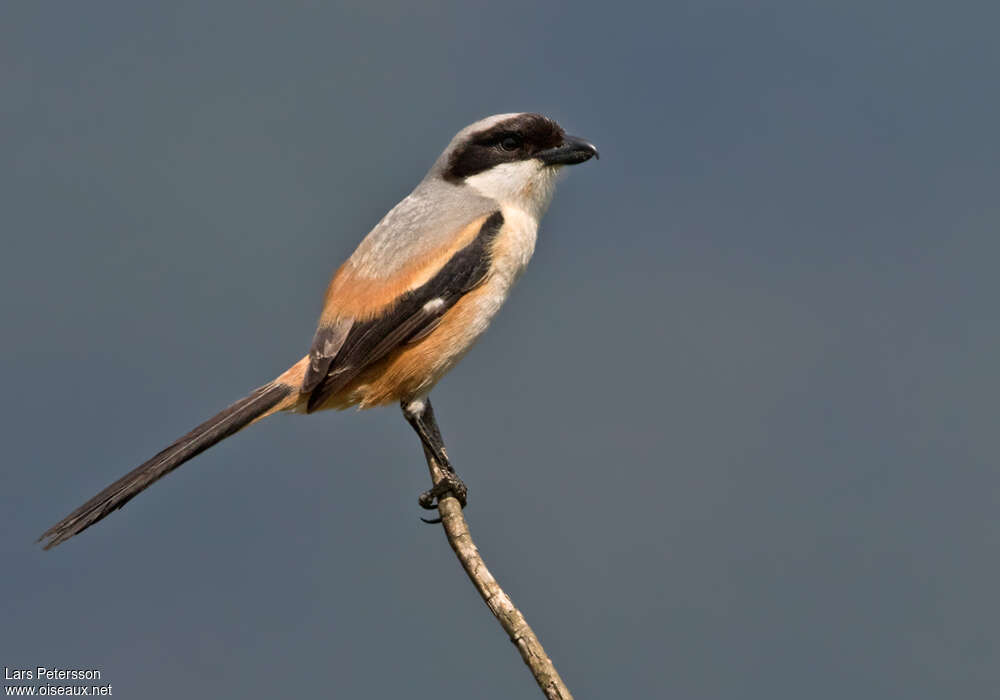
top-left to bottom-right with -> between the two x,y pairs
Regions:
419,445 -> 574,700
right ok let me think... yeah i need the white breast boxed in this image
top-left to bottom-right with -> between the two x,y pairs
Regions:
403,205 -> 540,398
455,205 -> 539,344
490,205 -> 540,285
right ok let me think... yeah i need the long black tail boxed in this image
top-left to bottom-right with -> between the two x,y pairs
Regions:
40,382 -> 292,549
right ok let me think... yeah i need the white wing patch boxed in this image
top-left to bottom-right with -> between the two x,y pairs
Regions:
422,298 -> 446,313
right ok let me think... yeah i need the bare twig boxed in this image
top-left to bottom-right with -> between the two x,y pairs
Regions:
419,445 -> 574,700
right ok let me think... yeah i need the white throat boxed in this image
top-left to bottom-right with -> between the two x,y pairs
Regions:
463,161 -> 561,221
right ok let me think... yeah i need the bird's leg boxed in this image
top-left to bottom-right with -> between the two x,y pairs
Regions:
401,396 -> 468,513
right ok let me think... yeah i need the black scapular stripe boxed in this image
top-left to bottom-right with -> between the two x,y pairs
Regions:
39,382 -> 291,549
305,211 -> 504,412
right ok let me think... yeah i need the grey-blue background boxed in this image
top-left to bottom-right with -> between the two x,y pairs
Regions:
3,2 -> 998,697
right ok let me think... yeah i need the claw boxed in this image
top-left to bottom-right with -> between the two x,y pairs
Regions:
416,472 -> 468,521
418,489 -> 439,509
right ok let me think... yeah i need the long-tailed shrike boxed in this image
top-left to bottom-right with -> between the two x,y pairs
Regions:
41,112 -> 598,548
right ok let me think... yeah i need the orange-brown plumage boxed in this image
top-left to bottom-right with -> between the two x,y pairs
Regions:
319,215 -> 490,323
302,205 -> 539,410
313,281 -> 498,409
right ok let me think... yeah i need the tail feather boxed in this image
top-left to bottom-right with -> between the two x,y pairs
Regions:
40,381 -> 293,549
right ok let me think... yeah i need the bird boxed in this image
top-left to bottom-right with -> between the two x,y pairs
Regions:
40,112 -> 598,549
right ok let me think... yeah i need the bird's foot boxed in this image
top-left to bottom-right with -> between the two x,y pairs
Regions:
418,471 -> 468,523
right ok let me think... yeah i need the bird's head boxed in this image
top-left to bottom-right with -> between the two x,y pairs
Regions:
433,113 -> 598,216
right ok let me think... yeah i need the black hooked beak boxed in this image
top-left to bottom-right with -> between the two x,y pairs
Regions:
536,135 -> 599,166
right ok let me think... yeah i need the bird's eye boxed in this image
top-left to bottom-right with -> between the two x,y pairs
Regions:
499,134 -> 523,151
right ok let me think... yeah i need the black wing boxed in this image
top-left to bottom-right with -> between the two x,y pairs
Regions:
304,211 -> 504,412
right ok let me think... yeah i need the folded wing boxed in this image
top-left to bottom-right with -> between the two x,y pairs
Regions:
303,211 -> 504,411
